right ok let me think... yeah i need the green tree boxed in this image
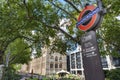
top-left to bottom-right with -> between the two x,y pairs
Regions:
4,39 -> 31,65
0,0 -> 79,65
0,0 -> 120,65
1,0 -> 120,80
99,0 -> 120,56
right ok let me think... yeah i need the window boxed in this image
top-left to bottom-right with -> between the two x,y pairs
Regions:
59,63 -> 62,68
50,63 -> 53,68
50,56 -> 54,59
76,52 -> 81,69
113,57 -> 120,67
101,56 -> 108,68
55,56 -> 58,61
59,57 -> 62,60
55,64 -> 58,68
71,54 -> 75,69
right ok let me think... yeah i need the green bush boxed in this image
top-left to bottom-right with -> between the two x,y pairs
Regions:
106,69 -> 120,80
28,78 -> 38,80
2,67 -> 21,80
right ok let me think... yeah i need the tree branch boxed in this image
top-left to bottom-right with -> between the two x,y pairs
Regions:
97,33 -> 120,50
22,2 -> 80,44
49,1 -> 77,21
23,0 -> 31,18
78,0 -> 84,9
64,0 -> 80,13
9,44 -> 32,64
56,27 -> 81,44
40,21 -> 80,44
3,36 -> 20,52
2,34 -> 36,53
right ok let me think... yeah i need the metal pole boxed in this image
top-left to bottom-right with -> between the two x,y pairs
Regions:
79,46 -> 85,80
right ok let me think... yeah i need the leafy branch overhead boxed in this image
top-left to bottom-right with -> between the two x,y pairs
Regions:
0,0 -> 120,64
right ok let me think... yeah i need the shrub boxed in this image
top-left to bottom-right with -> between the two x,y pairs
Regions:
106,69 -> 120,80
28,78 -> 38,80
2,67 -> 21,80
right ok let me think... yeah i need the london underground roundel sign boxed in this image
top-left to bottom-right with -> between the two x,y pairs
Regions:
76,5 -> 101,31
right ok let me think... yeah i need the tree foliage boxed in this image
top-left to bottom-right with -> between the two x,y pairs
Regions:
99,0 -> 120,56
4,39 -> 31,65
106,69 -> 120,80
0,0 -> 120,65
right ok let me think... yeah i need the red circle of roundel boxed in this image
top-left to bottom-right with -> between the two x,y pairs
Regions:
78,5 -> 98,31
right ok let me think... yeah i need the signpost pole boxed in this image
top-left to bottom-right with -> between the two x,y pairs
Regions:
81,31 -> 105,80
76,0 -> 106,80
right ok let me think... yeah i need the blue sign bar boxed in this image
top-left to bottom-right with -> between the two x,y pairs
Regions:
76,7 -> 100,27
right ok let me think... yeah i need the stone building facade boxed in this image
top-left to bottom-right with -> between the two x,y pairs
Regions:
20,47 -> 67,76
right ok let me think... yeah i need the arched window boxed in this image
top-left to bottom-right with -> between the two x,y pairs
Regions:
59,63 -> 62,68
59,56 -> 62,60
50,63 -> 53,68
55,56 -> 58,61
55,63 -> 58,68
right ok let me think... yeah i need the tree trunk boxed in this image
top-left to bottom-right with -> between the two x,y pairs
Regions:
0,50 -> 4,80
0,50 -> 4,64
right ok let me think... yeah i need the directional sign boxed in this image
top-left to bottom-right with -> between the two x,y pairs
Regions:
81,31 -> 105,80
76,7 -> 100,27
77,5 -> 101,31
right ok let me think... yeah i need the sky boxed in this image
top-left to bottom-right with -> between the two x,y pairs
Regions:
116,16 -> 120,20
59,0 -> 64,3
58,0 -> 65,4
